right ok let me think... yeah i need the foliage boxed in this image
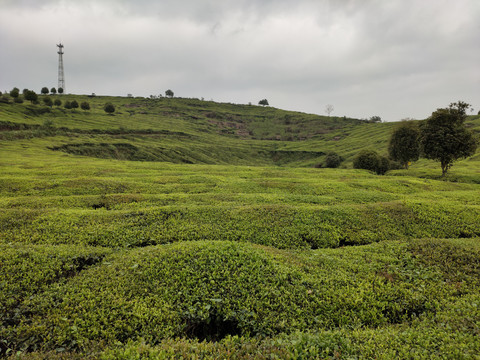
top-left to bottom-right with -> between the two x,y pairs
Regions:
43,97 -> 53,107
369,116 -> 382,123
165,89 -> 174,98
104,103 -> 115,114
70,100 -> 79,109
421,101 -> 478,176
325,104 -> 334,116
1,93 -> 480,357
258,99 -> 269,107
54,99 -> 62,107
9,87 -> 20,98
58,87 -> 64,94
80,101 -> 90,111
24,90 -> 38,104
51,88 -> 57,95
353,149 -> 390,175
41,87 -> 49,95
388,121 -> 420,169
324,151 -> 343,168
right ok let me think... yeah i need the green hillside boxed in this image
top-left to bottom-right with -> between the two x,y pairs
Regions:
1,95 -> 479,358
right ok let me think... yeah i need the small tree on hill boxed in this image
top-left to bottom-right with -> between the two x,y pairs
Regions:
388,121 -> 420,169
165,89 -> 174,98
259,99 -> 269,106
64,101 -> 72,109
420,101 -> 478,176
81,101 -> 90,111
70,100 -> 79,110
41,87 -> 49,95
10,87 -> 20,99
54,99 -> 62,107
58,87 -> 64,94
25,90 -> 38,104
104,103 -> 115,114
50,87 -> 57,95
325,104 -> 334,117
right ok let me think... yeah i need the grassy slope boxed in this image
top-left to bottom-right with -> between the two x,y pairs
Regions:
1,96 -> 480,358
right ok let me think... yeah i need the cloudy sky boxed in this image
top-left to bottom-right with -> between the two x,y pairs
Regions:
1,0 -> 479,121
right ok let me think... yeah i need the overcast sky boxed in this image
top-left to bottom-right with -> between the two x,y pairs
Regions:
1,0 -> 479,121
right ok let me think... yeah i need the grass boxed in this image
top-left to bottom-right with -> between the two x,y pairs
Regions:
1,94 -> 480,358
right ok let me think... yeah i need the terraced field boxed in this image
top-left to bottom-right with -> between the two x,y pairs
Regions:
1,96 -> 479,358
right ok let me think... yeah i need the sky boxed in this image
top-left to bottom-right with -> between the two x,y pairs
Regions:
1,0 -> 479,121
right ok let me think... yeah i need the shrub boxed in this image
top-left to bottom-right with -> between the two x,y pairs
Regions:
324,152 -> 343,168
353,150 -> 390,175
104,103 -> 115,114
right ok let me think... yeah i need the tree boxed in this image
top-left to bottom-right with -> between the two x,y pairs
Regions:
64,101 -> 72,109
54,99 -> 62,107
369,116 -> 382,123
420,101 -> 478,176
325,104 -> 334,117
165,89 -> 174,98
24,90 -> 38,104
70,100 -> 79,109
50,88 -> 57,95
81,101 -> 90,111
388,122 -> 420,169
9,87 -> 20,99
353,149 -> 390,175
41,87 -> 49,95
58,87 -> 64,94
258,99 -> 269,106
104,103 -> 115,114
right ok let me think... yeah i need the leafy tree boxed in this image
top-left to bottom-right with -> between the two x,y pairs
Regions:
9,87 -> 20,99
369,116 -> 382,123
24,90 -> 38,104
258,99 -> 269,106
165,89 -> 174,98
70,100 -> 79,109
58,87 -> 64,94
388,122 -> 420,169
325,104 -> 334,117
81,101 -> 90,111
50,88 -> 57,95
43,97 -> 53,107
104,103 -> 115,114
64,101 -> 72,109
54,99 -> 62,107
41,87 -> 49,95
353,149 -> 390,175
420,101 -> 478,176
324,152 -> 343,168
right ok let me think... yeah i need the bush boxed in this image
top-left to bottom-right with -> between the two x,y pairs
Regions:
324,152 -> 343,168
353,150 -> 390,175
104,103 -> 115,114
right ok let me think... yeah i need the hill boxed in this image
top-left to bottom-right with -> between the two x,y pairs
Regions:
1,95 -> 480,358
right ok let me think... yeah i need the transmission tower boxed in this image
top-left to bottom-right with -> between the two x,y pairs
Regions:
57,43 -> 65,93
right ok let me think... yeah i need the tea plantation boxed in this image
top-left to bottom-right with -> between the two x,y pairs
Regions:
0,96 -> 479,359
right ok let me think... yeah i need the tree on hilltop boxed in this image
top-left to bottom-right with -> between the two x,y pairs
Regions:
420,101 -> 478,176
25,90 -> 38,104
325,104 -> 334,117
259,99 -> 269,106
388,121 -> 420,169
165,89 -> 174,98
41,87 -> 49,95
51,88 -> 57,95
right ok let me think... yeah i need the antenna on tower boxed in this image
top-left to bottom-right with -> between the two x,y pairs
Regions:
57,43 -> 65,94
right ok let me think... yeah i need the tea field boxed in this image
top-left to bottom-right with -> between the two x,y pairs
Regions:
0,96 -> 479,359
